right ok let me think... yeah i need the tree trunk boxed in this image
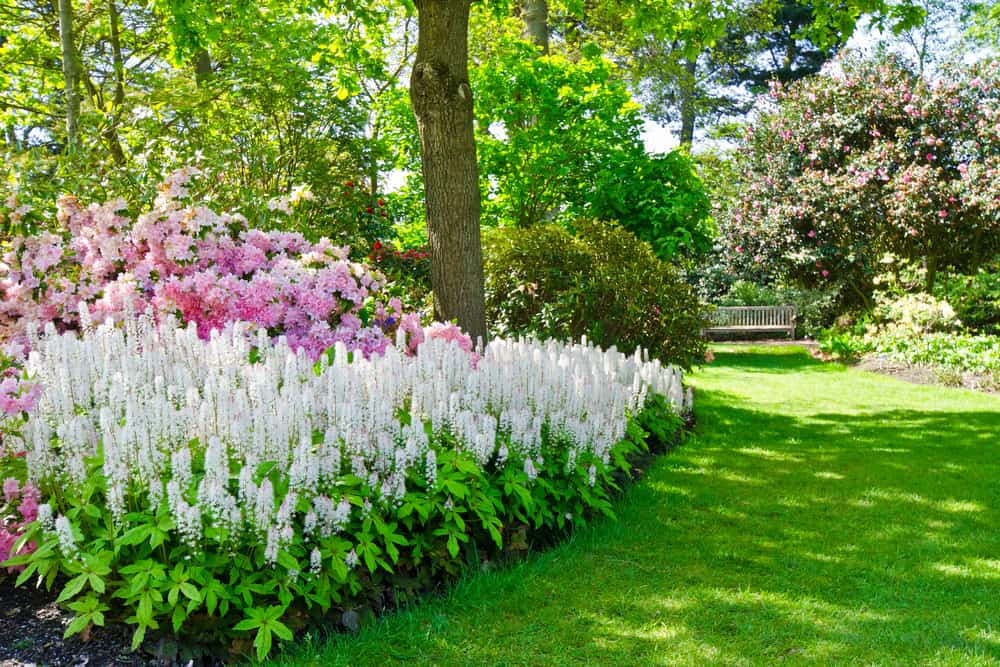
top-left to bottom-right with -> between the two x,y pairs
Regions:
104,0 -> 127,165
57,0 -> 81,150
194,50 -> 213,86
410,0 -> 487,343
679,59 -> 697,148
925,253 -> 938,294
521,0 -> 549,53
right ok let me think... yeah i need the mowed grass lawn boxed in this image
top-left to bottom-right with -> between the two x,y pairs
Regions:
274,346 -> 1000,666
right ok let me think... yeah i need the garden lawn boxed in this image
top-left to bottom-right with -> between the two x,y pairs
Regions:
274,346 -> 1000,666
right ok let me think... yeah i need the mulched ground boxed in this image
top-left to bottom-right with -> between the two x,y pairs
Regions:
0,584 -> 150,667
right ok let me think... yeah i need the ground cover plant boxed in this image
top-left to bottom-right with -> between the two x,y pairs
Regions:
0,311 -> 689,662
273,346 -> 1000,666
817,287 -> 1000,386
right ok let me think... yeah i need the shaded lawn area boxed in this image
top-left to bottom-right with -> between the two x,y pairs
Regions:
273,346 -> 1000,666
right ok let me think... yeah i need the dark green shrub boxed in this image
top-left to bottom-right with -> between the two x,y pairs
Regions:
483,220 -> 707,368
937,262 -> 1000,334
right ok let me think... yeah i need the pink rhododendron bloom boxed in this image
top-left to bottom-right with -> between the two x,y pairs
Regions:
2,478 -> 18,503
0,378 -> 41,415
821,270 -> 830,278
423,322 -> 474,353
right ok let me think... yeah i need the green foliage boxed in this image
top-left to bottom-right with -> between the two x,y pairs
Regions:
820,285 -> 1000,377
0,0 -> 413,250
470,20 -> 714,261
585,151 -> 715,261
865,331 -> 1000,375
6,399 -> 677,662
483,220 -> 707,368
936,261 -> 1000,335
817,329 -> 869,359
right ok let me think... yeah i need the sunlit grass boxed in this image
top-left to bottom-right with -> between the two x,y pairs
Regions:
272,345 -> 1000,666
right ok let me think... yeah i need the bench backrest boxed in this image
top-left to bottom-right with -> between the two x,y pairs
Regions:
710,305 -> 797,327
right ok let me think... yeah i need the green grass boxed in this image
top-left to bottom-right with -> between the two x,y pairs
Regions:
272,346 -> 1000,666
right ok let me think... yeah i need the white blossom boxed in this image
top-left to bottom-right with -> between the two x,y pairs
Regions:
18,314 -> 689,551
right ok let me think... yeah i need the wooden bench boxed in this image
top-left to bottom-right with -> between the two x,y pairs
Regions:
703,305 -> 797,339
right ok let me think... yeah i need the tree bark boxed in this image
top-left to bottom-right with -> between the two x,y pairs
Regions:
679,59 -> 697,148
410,0 -> 487,343
194,50 -> 213,86
521,0 -> 549,53
57,0 -> 81,150
925,252 -> 938,293
104,0 -> 127,165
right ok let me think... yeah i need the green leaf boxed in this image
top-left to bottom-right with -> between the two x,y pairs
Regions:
271,619 -> 293,641
130,623 -> 146,652
88,573 -> 106,594
253,627 -> 273,661
180,582 -> 202,602
56,574 -> 89,603
63,614 -> 91,639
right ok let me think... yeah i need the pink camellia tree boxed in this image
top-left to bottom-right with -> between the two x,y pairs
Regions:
721,55 -> 1000,302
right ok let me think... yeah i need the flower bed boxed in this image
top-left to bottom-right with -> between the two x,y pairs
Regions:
2,315 -> 690,661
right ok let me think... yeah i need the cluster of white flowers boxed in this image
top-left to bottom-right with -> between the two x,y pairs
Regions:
22,314 -> 690,559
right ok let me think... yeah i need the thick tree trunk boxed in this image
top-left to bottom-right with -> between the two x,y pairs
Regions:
679,59 -> 697,148
521,0 -> 549,53
410,0 -> 487,343
57,0 -> 81,150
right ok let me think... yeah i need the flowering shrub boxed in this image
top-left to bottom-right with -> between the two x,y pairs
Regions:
869,292 -> 961,336
5,315 -> 690,660
0,478 -> 38,574
0,168 -> 413,361
367,241 -> 432,309
722,56 -> 1000,297
0,347 -> 39,455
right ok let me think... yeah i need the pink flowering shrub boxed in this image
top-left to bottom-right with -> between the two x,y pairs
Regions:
721,56 -> 1000,297
0,168 -> 426,361
0,478 -> 39,574
0,348 -> 38,455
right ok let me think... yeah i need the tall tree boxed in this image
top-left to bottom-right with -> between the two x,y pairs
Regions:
57,0 -> 81,149
410,0 -> 487,341
521,0 -> 550,52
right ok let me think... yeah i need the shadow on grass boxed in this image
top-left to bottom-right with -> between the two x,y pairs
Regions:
567,396 -> 1000,664
707,347 -> 833,374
